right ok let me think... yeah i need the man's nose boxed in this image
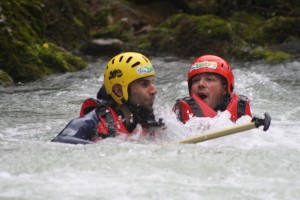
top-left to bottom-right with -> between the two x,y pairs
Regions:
149,83 -> 157,95
196,78 -> 206,87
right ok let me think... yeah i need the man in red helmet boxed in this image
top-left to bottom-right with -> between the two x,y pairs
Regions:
173,54 -> 252,124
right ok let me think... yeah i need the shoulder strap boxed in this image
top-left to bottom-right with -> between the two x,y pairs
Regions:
190,93 -> 217,118
237,95 -> 247,119
80,98 -> 114,117
95,106 -> 116,138
173,96 -> 203,123
80,98 -> 117,138
183,97 -> 203,117
173,94 -> 217,123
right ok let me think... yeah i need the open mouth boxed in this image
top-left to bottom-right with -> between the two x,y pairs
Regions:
198,93 -> 207,100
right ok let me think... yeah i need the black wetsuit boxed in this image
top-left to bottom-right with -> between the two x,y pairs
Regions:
51,109 -> 100,144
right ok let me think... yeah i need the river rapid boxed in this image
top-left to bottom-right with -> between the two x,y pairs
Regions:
0,56 -> 299,200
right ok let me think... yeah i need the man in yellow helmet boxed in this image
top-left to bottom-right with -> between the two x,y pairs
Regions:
51,52 -> 164,144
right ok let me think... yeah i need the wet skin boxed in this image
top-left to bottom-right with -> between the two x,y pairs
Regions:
128,76 -> 157,112
190,73 -> 227,109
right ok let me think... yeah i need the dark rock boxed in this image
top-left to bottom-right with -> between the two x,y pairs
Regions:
80,38 -> 124,56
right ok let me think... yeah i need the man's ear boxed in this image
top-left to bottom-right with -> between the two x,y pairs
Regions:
112,84 -> 123,97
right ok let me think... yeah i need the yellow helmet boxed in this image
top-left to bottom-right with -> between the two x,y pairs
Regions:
104,52 -> 155,105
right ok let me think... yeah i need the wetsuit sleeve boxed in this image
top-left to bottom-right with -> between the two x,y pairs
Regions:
51,110 -> 99,144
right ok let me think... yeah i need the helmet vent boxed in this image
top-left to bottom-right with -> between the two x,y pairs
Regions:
142,56 -> 149,63
131,62 -> 140,68
119,56 -> 123,62
126,56 -> 132,63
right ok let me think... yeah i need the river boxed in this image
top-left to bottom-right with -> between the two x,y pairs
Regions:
0,56 -> 299,200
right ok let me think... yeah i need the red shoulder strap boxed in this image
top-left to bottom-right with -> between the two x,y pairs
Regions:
191,93 -> 217,118
226,93 -> 239,121
226,93 -> 252,121
173,98 -> 195,124
106,106 -> 129,135
173,94 -> 217,124
90,104 -> 130,140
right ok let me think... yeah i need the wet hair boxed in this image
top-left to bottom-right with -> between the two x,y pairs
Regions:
97,84 -> 116,106
221,76 -> 228,94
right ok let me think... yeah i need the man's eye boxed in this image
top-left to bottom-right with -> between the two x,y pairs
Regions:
206,76 -> 215,81
140,81 -> 150,87
192,77 -> 200,83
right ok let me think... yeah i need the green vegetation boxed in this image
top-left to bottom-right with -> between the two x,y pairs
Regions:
1,0 -> 299,85
150,14 -> 232,57
0,0 -> 88,85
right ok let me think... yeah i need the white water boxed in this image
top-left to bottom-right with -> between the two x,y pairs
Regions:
0,57 -> 299,200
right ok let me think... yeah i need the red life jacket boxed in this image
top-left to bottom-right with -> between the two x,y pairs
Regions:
173,93 -> 252,124
80,98 -> 129,141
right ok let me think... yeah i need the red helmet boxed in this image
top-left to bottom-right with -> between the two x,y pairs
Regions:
187,55 -> 234,95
